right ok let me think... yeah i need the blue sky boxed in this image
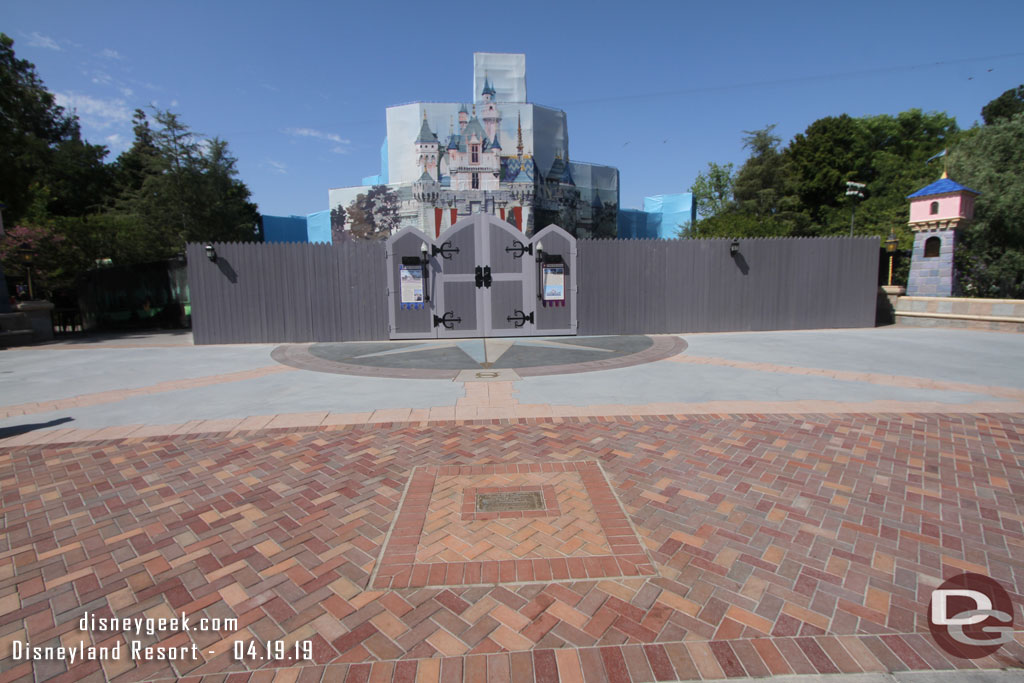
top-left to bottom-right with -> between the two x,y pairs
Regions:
6,1 -> 1023,217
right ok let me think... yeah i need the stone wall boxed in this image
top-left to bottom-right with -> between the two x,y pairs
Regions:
895,296 -> 1024,332
906,229 -> 955,296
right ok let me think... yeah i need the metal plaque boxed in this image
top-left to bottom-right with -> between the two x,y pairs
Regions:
476,491 -> 544,512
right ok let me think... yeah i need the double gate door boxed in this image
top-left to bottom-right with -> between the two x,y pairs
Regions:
386,214 -> 576,339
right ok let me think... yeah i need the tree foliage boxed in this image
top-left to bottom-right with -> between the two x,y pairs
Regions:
690,162 -> 734,219
688,112 -> 959,253
0,33 -> 113,225
981,85 -> 1024,126
949,112 -> 1024,297
0,35 -> 259,297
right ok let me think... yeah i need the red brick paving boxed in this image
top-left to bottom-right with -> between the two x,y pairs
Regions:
373,463 -> 654,590
1,413 -> 1023,681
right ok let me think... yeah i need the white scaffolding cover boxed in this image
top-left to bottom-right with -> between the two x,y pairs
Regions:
474,53 -> 527,103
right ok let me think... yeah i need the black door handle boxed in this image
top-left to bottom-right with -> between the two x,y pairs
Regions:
506,310 -> 534,327
433,312 -> 462,329
483,266 -> 492,288
475,266 -> 484,288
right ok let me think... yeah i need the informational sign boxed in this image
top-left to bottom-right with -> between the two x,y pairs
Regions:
542,266 -> 565,301
399,265 -> 424,306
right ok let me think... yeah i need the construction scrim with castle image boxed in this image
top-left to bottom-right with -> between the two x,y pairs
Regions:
329,53 -> 620,240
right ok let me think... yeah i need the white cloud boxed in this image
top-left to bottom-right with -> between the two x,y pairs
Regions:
99,48 -> 123,60
265,160 -> 288,175
54,92 -> 132,130
104,133 -> 129,154
286,127 -> 351,153
26,32 -> 61,50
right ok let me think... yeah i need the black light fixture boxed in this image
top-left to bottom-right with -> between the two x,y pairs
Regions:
205,245 -> 217,262
534,240 -> 544,263
729,240 -> 740,257
401,243 -> 431,302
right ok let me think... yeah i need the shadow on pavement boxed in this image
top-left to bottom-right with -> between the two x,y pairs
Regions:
0,416 -> 74,439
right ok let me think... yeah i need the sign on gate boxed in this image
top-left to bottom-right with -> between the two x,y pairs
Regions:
385,215 -> 576,339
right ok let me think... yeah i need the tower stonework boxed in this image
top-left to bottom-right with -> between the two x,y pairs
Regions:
905,173 -> 979,297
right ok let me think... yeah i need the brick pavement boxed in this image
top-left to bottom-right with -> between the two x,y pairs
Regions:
1,412 -> 1023,682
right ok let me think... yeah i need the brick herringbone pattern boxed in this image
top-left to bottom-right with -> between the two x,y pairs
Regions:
2,413 -> 1024,682
374,463 -> 654,589
423,471 -> 607,560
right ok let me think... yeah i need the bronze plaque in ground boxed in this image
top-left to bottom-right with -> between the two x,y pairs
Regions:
476,491 -> 544,512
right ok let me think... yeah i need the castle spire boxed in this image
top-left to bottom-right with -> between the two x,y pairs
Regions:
516,112 -> 524,157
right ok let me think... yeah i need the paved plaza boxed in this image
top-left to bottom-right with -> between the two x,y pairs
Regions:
1,327 -> 1023,681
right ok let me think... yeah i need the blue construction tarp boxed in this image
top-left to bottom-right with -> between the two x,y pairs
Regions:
262,215 -> 309,243
643,193 -> 694,238
307,210 -> 331,243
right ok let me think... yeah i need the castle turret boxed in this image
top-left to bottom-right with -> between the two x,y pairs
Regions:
414,112 -> 439,181
905,171 -> 980,297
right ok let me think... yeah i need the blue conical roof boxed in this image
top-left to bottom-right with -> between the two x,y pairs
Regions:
416,116 -> 438,144
481,76 -> 496,96
907,177 -> 980,198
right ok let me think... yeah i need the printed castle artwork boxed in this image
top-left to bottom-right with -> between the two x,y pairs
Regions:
329,53 -> 619,239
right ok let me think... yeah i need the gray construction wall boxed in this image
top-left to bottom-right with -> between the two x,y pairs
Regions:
576,237 -> 879,335
187,241 -> 387,344
188,236 -> 878,344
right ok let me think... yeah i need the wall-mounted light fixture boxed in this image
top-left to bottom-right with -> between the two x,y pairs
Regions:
205,245 -> 217,262
729,240 -> 740,257
401,243 -> 431,302
535,240 -> 544,263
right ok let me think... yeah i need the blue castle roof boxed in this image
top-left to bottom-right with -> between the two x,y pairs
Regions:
907,177 -> 980,199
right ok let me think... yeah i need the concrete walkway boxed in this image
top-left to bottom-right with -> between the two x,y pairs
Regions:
1,326 -> 1023,682
1,327 -> 1023,445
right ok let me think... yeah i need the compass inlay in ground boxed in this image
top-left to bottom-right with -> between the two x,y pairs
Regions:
271,335 -> 686,379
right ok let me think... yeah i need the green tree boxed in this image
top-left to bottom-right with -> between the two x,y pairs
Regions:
949,112 -> 1024,297
0,33 -> 111,224
733,125 -> 787,217
783,110 -> 956,241
115,109 -> 259,258
981,85 -> 1024,126
689,162 -> 734,220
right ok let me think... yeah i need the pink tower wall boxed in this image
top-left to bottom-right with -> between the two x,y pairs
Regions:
909,194 -> 974,223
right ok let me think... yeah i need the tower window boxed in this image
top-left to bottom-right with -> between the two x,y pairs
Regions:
471,146 -> 479,163
930,201 -> 939,215
924,236 -> 941,258
471,173 -> 479,189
